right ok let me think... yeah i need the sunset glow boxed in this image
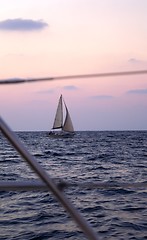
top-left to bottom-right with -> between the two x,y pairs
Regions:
0,0 -> 147,130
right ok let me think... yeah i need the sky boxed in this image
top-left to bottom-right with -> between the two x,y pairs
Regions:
0,0 -> 147,131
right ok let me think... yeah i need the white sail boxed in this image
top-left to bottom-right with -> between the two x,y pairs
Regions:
63,104 -> 74,132
49,94 -> 75,137
52,95 -> 63,129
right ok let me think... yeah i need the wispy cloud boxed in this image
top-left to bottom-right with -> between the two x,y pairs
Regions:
91,95 -> 113,100
127,88 -> 147,95
35,85 -> 78,94
128,58 -> 147,65
0,18 -> 48,31
63,85 -> 78,91
128,58 -> 142,64
36,89 -> 54,94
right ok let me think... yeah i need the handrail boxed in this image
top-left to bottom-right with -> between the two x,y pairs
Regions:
0,180 -> 146,191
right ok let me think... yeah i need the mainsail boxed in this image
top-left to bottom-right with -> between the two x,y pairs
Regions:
52,95 -> 63,129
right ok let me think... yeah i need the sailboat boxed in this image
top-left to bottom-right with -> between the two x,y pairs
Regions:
49,95 -> 75,137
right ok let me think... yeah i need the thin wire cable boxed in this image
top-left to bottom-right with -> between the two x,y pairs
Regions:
0,70 -> 147,84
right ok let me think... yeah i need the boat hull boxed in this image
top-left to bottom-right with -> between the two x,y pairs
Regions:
48,131 -> 75,138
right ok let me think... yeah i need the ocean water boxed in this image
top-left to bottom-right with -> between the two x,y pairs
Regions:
0,131 -> 147,240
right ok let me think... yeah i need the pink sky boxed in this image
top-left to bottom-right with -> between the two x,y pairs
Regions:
0,0 -> 147,130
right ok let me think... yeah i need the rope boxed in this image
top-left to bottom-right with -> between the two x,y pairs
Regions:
0,70 -> 147,84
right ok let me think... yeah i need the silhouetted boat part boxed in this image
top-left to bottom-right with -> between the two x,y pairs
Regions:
0,69 -> 147,84
49,94 -> 75,137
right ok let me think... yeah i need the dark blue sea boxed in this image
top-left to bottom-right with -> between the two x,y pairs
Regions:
0,131 -> 147,240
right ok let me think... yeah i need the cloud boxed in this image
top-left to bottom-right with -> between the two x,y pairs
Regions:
128,58 -> 141,64
36,89 -> 54,94
127,88 -> 147,95
91,95 -> 113,100
63,85 -> 78,91
128,58 -> 147,65
34,85 -> 78,94
0,18 -> 48,31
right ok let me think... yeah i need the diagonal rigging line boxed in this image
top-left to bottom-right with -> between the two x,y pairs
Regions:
0,70 -> 147,84
0,116 -> 98,240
